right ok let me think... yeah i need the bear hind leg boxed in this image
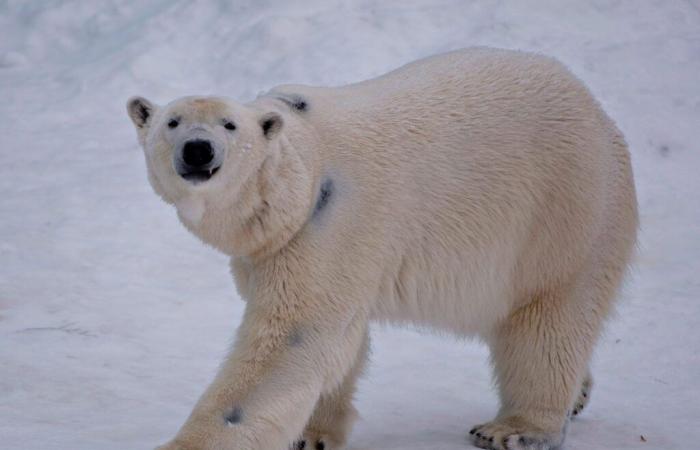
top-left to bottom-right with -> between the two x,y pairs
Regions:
470,284 -> 607,450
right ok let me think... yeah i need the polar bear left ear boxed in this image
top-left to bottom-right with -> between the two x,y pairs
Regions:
259,112 -> 283,139
127,96 -> 157,130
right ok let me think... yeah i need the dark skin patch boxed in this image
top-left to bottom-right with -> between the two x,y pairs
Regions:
313,179 -> 333,218
275,94 -> 308,112
224,406 -> 243,425
137,104 -> 150,124
262,118 -> 275,135
288,328 -> 303,347
262,120 -> 274,134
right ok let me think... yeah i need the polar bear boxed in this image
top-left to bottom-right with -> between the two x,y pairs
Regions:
127,47 -> 638,450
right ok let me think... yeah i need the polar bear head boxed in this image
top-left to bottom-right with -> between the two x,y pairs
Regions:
126,95 -> 317,258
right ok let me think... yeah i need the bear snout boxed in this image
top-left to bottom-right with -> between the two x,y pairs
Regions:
183,140 -> 214,166
176,139 -> 221,184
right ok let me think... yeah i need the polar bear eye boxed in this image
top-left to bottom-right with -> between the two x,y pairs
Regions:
224,121 -> 236,131
168,119 -> 179,129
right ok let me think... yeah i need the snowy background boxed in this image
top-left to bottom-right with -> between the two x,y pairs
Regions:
1,1 -> 699,449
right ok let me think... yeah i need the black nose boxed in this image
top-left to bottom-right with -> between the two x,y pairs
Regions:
182,140 -> 214,167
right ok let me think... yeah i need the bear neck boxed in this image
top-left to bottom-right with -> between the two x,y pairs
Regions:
224,126 -> 319,262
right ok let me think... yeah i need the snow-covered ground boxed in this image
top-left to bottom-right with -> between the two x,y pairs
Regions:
1,1 -> 698,449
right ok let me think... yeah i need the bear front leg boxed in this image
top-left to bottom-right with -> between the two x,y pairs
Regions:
292,330 -> 370,450
156,272 -> 370,450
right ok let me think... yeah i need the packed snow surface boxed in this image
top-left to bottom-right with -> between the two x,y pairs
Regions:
1,1 -> 698,449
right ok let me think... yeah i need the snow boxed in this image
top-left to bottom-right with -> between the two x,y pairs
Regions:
0,1 -> 698,449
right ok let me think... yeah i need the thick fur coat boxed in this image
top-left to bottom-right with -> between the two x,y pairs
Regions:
127,47 -> 638,450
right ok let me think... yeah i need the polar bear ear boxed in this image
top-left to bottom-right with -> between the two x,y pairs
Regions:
259,112 -> 283,139
127,96 -> 157,130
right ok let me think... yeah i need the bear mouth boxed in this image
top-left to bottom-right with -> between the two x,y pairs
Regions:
180,166 -> 220,184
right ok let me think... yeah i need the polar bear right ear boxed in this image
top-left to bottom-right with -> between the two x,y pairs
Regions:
126,96 -> 157,130
259,112 -> 283,139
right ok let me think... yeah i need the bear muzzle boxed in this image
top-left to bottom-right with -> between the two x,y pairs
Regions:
175,139 -> 222,184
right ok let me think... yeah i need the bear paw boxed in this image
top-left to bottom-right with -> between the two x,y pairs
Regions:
469,417 -> 563,450
291,429 -> 340,450
571,375 -> 593,418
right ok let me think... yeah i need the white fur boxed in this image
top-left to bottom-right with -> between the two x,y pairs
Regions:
176,195 -> 205,227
